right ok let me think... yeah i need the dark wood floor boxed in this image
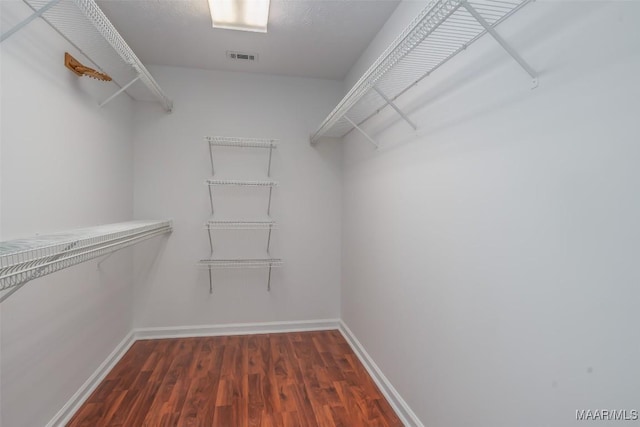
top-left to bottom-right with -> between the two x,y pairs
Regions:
67,330 -> 403,426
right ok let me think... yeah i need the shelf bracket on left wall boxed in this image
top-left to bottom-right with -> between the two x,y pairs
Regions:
99,75 -> 141,108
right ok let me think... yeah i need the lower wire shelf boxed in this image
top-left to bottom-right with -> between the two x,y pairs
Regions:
205,217 -> 277,230
197,257 -> 283,292
197,258 -> 283,268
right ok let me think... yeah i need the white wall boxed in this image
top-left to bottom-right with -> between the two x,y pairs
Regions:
132,66 -> 343,328
342,2 -> 640,426
0,2 -> 136,426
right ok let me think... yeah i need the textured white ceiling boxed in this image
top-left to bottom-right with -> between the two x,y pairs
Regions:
97,0 -> 400,80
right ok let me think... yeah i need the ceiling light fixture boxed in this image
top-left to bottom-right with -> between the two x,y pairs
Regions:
208,0 -> 271,33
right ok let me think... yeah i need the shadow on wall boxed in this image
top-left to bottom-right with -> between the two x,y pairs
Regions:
133,235 -> 170,302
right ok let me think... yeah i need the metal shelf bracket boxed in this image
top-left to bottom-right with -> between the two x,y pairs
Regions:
462,0 -> 538,88
99,75 -> 141,108
344,116 -> 379,149
373,87 -> 417,130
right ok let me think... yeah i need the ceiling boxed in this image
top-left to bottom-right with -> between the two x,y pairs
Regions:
97,0 -> 400,81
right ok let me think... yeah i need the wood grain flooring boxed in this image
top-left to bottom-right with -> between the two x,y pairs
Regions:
67,330 -> 403,427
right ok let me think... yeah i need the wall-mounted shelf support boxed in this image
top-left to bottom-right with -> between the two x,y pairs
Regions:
99,75 -> 140,107
461,0 -> 538,87
0,0 -> 61,42
344,116 -> 379,149
372,87 -> 417,130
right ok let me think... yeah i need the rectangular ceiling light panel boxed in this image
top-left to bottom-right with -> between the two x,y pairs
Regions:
209,0 -> 271,33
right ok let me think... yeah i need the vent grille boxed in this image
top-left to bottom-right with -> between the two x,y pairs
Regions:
227,51 -> 258,62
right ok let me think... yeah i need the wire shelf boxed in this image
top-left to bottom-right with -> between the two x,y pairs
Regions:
197,258 -> 283,269
206,136 -> 278,149
206,218 -> 277,230
310,0 -> 531,142
4,0 -> 172,111
206,179 -> 278,187
0,220 -> 172,300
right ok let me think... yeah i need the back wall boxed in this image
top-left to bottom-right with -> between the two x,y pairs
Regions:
132,66 -> 343,328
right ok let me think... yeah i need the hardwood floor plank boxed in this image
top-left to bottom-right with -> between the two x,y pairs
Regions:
67,331 -> 403,427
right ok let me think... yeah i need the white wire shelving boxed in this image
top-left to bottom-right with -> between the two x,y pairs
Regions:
206,136 -> 277,176
205,217 -> 277,230
202,136 -> 282,292
0,220 -> 172,303
206,179 -> 278,187
206,137 -> 278,149
310,0 -> 536,147
198,257 -> 283,291
1,0 -> 173,111
198,258 -> 283,269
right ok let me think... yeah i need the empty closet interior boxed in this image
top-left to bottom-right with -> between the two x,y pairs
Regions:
1,0 -> 639,425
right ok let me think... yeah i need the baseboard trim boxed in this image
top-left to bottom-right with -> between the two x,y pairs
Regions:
338,320 -> 424,427
134,318 -> 341,340
46,331 -> 136,427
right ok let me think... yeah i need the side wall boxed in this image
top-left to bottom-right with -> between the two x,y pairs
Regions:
342,2 -> 640,426
0,3 -> 136,426
132,66 -> 343,328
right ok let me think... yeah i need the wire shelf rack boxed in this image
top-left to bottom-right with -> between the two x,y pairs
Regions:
2,0 -> 173,111
310,0 -> 534,144
198,256 -> 283,292
206,136 -> 278,149
205,218 -> 277,230
0,220 -> 172,302
202,135 -> 281,291
206,179 -> 278,187
197,258 -> 283,269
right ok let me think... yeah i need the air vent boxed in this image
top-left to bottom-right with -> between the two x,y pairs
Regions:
227,51 -> 258,62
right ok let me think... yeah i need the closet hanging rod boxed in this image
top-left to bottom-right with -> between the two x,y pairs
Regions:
0,220 -> 172,302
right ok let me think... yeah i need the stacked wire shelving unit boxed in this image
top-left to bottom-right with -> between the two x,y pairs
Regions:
1,0 -> 172,111
199,136 -> 282,292
310,0 -> 536,147
0,220 -> 172,303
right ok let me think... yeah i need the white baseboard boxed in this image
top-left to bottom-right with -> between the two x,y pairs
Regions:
134,318 -> 341,340
46,331 -> 136,427
338,320 -> 424,427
